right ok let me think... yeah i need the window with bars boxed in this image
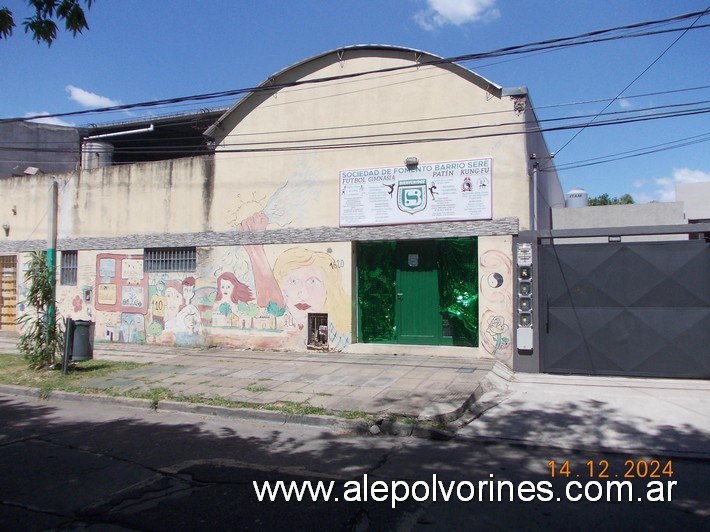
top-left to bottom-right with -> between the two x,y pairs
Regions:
144,247 -> 196,273
60,250 -> 78,285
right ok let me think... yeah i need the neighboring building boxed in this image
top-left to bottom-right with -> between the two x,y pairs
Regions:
552,198 -> 687,243
676,181 -> 710,240
552,182 -> 710,243
0,121 -> 81,178
0,45 -> 563,371
0,109 -> 226,178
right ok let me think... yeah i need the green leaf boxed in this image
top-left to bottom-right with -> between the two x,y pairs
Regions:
17,251 -> 63,369
0,8 -> 15,39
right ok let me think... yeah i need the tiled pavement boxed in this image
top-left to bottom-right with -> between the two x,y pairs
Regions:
2,333 -> 709,457
0,334 -> 498,420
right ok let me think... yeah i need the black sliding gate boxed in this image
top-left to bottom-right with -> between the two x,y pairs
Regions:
539,240 -> 710,378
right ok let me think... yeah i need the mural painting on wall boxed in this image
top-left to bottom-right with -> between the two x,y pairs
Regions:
479,248 -> 513,365
94,254 -> 149,343
90,173 -> 351,350
145,277 -> 205,345
213,174 -> 352,350
139,237 -> 351,350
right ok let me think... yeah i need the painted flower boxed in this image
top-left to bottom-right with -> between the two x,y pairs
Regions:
486,315 -> 506,338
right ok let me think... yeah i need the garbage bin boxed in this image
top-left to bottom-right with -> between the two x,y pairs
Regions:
72,320 -> 95,361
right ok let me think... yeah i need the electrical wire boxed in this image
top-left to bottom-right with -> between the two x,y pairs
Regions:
3,85 -> 709,153
548,7 -> 709,166
2,100 -> 708,157
552,133 -> 710,171
1,10 -> 707,125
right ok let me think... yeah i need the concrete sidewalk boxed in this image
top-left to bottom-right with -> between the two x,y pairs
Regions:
1,333 -> 708,458
461,368 -> 710,459
0,334 -> 497,421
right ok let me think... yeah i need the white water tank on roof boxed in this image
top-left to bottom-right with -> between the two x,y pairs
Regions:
81,141 -> 114,170
565,188 -> 588,208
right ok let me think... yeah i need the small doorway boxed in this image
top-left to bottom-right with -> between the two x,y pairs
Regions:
357,238 -> 478,346
0,255 -> 18,332
395,240 -> 441,345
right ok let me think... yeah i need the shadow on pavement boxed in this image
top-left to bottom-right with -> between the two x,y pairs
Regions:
1,395 -> 708,530
460,398 -> 710,458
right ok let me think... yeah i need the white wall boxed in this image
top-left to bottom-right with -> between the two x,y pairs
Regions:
552,202 -> 687,243
676,181 -> 710,221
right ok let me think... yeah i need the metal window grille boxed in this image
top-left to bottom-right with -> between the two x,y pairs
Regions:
60,250 -> 78,285
144,247 -> 196,273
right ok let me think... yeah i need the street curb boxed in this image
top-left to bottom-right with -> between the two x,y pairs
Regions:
156,399 -> 371,433
49,391 -> 154,410
0,384 -> 41,398
0,387 -> 456,441
4,386 -> 703,457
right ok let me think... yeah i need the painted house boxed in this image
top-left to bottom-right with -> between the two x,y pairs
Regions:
0,45 -> 563,370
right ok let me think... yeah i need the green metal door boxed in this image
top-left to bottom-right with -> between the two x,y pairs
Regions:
395,241 -> 441,345
357,238 -> 478,347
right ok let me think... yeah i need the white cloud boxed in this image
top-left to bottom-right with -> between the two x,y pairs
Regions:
618,98 -> 633,109
66,85 -> 121,108
415,0 -> 500,31
24,112 -> 75,127
632,192 -> 655,204
652,168 -> 710,202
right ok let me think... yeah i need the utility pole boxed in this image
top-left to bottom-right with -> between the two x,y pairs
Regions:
48,181 -> 58,332
530,154 -> 538,232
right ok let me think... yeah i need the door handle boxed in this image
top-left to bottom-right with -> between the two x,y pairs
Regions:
396,293 -> 404,300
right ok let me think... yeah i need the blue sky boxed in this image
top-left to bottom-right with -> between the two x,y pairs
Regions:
1,0 -> 708,202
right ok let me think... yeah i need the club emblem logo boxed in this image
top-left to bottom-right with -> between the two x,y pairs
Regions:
397,179 -> 427,214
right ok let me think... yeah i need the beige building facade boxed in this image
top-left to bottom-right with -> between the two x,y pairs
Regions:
0,46 -> 562,369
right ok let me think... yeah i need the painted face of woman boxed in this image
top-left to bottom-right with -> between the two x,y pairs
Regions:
280,266 -> 326,324
220,279 -> 234,299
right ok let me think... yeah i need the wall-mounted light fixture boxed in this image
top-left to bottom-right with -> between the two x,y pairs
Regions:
405,156 -> 419,169
608,236 -> 622,243
2,223 -> 9,237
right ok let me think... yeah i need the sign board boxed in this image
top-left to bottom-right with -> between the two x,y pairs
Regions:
339,158 -> 492,227
517,243 -> 533,266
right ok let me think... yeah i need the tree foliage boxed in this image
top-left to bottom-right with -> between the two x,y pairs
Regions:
588,193 -> 635,206
0,0 -> 93,46
17,251 -> 64,369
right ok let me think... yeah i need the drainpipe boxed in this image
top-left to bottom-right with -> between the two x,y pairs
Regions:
84,124 -> 154,140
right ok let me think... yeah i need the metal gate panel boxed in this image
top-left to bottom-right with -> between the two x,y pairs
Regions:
540,241 -> 710,378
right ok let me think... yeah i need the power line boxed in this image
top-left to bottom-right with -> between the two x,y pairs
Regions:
0,86 -> 710,153
210,107 -> 710,154
3,84 -> 708,151
3,111 -> 707,177
2,11 -> 708,124
213,101 -> 710,151
2,100 -> 707,156
551,133 -> 710,171
549,7 -> 709,164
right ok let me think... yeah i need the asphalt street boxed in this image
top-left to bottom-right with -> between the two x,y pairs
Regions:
1,394 -> 708,531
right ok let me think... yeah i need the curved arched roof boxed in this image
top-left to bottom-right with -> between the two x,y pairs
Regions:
204,44 -> 502,138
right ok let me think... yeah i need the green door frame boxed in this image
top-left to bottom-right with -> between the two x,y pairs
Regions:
395,240 -> 444,345
357,238 -> 478,347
